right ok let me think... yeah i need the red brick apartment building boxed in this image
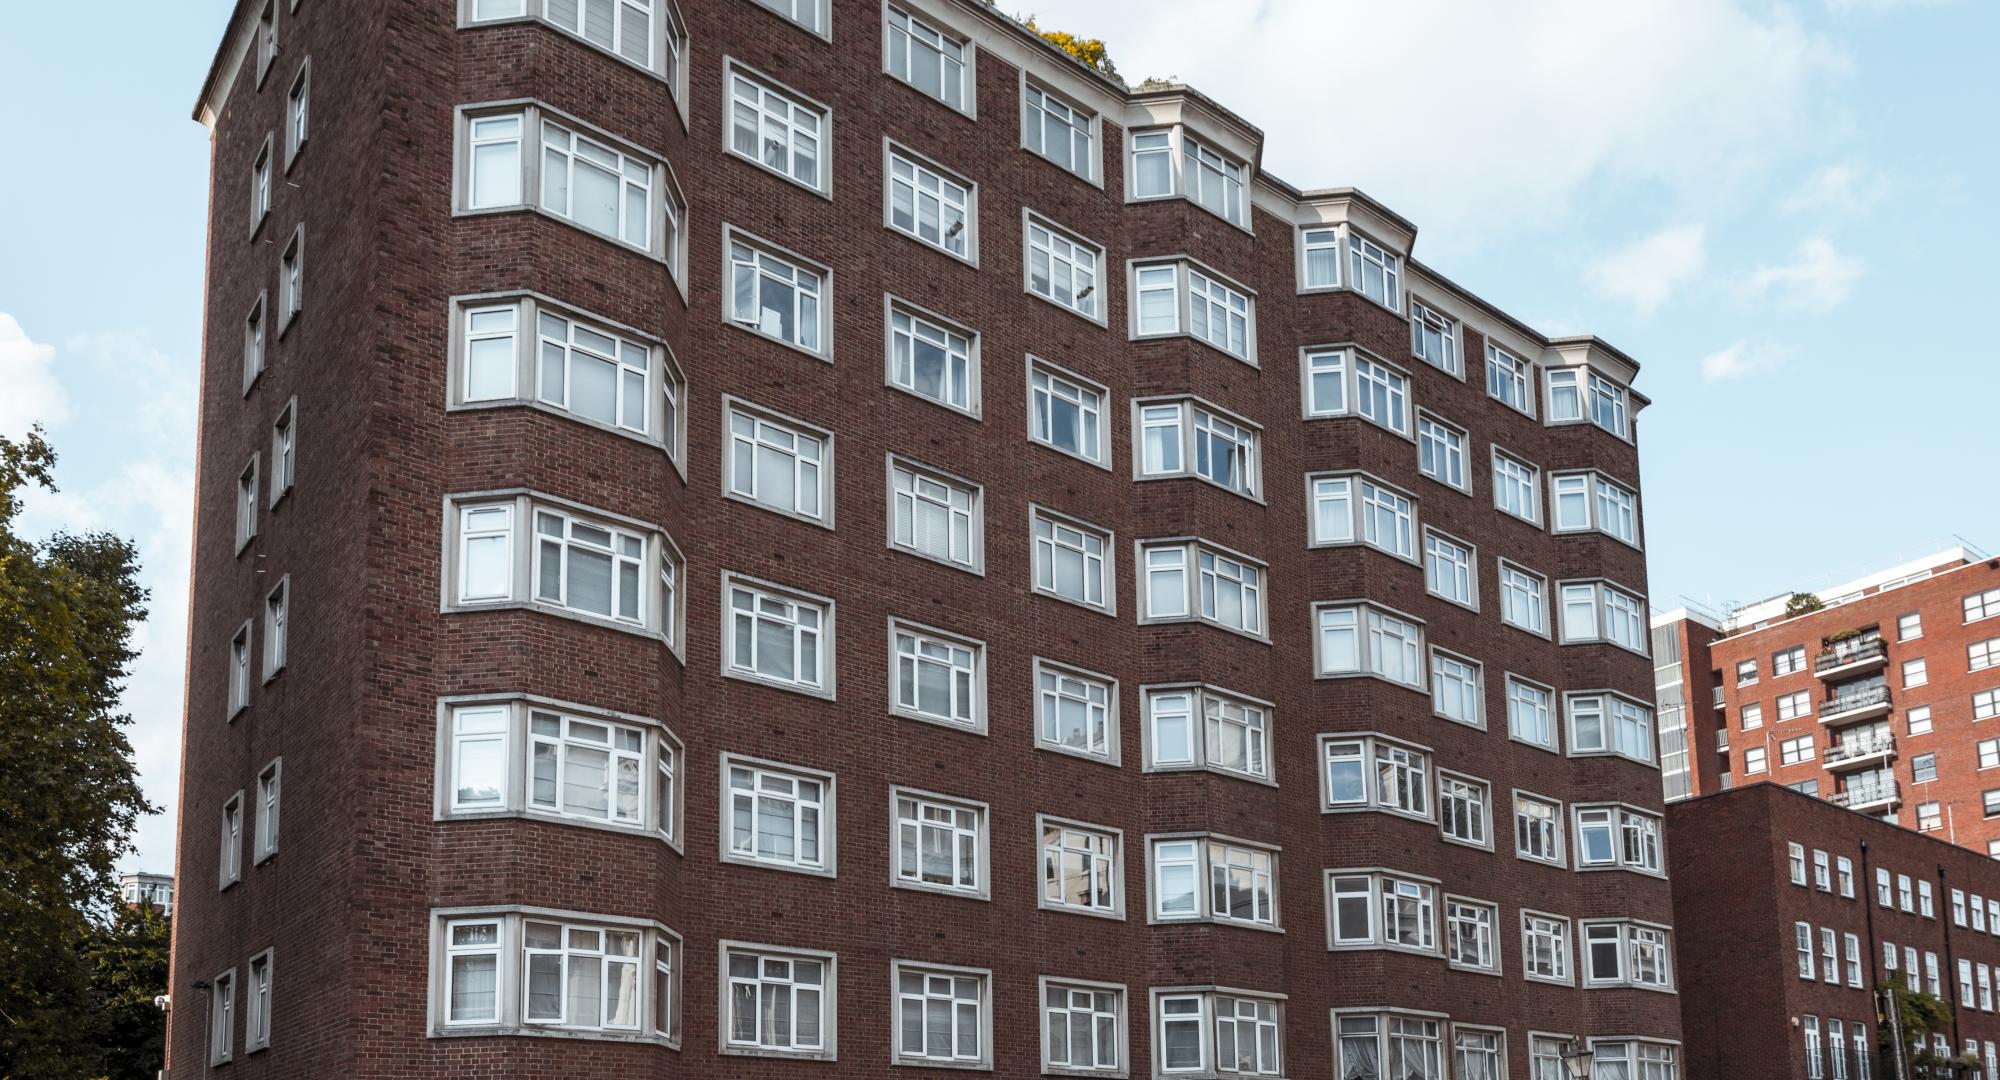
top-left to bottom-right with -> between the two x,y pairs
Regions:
1652,549 -> 2000,853
1671,782 -> 2000,1080
170,0 -> 1677,1076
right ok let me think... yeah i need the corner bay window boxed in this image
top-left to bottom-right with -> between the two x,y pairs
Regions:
1155,989 -> 1282,1077
1310,473 -> 1416,558
1582,921 -> 1674,989
1558,580 -> 1649,652
1552,470 -> 1640,544
1303,346 -> 1412,435
436,911 -> 680,1043
1337,1013 -> 1445,1080
1568,692 -> 1656,764
1133,260 -> 1254,361
460,105 -> 682,263
1137,397 -> 1260,497
1132,129 -> 1249,227
456,298 -> 683,454
1574,805 -> 1663,873
1151,835 -> 1278,927
1316,601 -> 1425,689
1329,871 -> 1438,953
1322,733 -> 1430,819
447,495 -> 679,640
1140,539 -> 1265,636
1145,685 -> 1272,782
442,698 -> 680,842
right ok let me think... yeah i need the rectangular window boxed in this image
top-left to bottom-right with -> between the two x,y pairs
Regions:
1781,735 -> 1816,767
1499,561 -> 1548,635
890,621 -> 984,732
1438,773 -> 1491,849
1327,870 -> 1437,953
1506,676 -> 1556,750
243,293 -> 266,392
1150,836 -> 1279,929
727,233 -> 827,354
1557,580 -> 1648,653
1567,692 -> 1656,764
245,950 -> 272,1052
219,792 -> 244,888
1590,372 -> 1630,437
470,0 -> 674,74
1145,685 -> 1273,783
1775,645 -> 1807,676
1546,367 -> 1583,423
895,789 -> 988,896
1025,214 -> 1102,320
1315,602 -> 1425,690
1550,470 -> 1641,545
526,709 -> 648,827
1028,358 -> 1109,466
724,756 -> 831,874
886,5 -> 968,111
1740,704 -> 1764,730
1903,658 -> 1928,688
1574,805 -> 1662,874
1847,935 -> 1864,988
1309,474 -> 1417,559
887,302 -> 977,415
1965,587 -> 2000,624
1035,659 -> 1117,765
724,576 -> 832,695
727,65 -> 827,192
1043,979 -> 1123,1073
1789,843 -> 1808,884
1031,507 -> 1112,613
1522,911 -> 1572,983
724,943 -> 832,1056
1446,899 -> 1499,971
1423,530 -> 1476,609
1136,397 -> 1261,498
457,298 -> 678,448
268,399 -> 295,505
1485,344 -> 1532,415
1432,651 -> 1483,729
1300,227 -> 1340,288
1348,231 -> 1401,308
1914,752 -> 1938,783
251,136 -> 272,232
228,621 -> 253,717
886,144 -> 974,260
262,576 -> 288,680
1040,817 -> 1121,917
1738,659 -> 1759,686
748,0 -> 824,33
1140,540 -> 1266,637
442,700 -> 680,841
889,457 -> 981,571
1023,82 -> 1095,180
1300,346 -> 1411,435
892,962 -> 990,1067
1133,260 -> 1254,362
518,919 -> 650,1031
1980,689 -> 2000,722
533,507 -> 648,623
278,227 -> 304,332
1515,794 -> 1564,866
210,968 -> 236,1065
1838,857 -> 1855,897
1409,298 -> 1459,375
1492,451 -> 1540,524
459,106 -> 680,262
1416,413 -> 1467,490
725,400 -> 830,524
1337,1014 -> 1445,1080
1183,135 -> 1249,227
1972,638 -> 2000,672
254,759 -> 281,863
1778,690 -> 1812,722
1320,733 -> 1431,819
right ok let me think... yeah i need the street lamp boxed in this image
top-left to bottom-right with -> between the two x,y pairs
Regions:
1561,1039 -> 1596,1080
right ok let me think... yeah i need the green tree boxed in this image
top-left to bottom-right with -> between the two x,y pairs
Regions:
0,427 -> 155,1077
1020,15 -> 1124,87
84,906 -> 171,1080
1784,591 -> 1826,619
1883,973 -> 1958,1076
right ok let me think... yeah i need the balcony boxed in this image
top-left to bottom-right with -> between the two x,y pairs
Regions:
1712,686 -> 1726,709
1830,779 -> 1900,811
1816,637 -> 1888,678
1819,685 -> 1893,725
1715,728 -> 1729,752
1825,734 -> 1896,772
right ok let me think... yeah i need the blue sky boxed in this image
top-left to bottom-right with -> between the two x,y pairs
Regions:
1,0 -> 1994,873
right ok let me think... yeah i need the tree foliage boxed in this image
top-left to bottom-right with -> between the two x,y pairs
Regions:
1020,15 -> 1124,87
0,427 -> 156,1077
1883,973 -> 1958,1072
1784,591 -> 1827,619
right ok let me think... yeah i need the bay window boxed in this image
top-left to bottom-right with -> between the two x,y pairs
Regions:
1301,346 -> 1411,434
1129,128 -> 1249,227
1131,259 -> 1255,362
445,493 -> 679,641
1144,684 -> 1273,783
1327,870 -> 1438,953
1136,396 -> 1261,498
1320,733 -> 1431,819
1551,470 -> 1640,546
1309,473 -> 1418,559
1154,989 -> 1283,1077
1316,601 -> 1425,689
439,696 -> 682,843
1574,804 -> 1663,874
1150,835 -> 1280,928
1581,921 -> 1674,990
432,909 -> 680,1044
1139,539 -> 1266,637
1558,580 -> 1649,653
1567,692 -> 1656,764
467,0 -> 683,82
1337,1014 -> 1446,1080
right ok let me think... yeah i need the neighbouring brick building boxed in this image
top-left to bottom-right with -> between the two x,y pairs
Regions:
169,0 -> 1678,1077
1671,782 -> 2000,1080
1653,548 -> 2000,855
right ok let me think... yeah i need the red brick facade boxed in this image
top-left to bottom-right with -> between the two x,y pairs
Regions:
1671,783 -> 2000,1080
169,0 -> 1677,1076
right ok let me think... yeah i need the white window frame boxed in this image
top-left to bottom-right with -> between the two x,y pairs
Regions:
1307,472 -> 1418,561
1325,869 -> 1440,955
1130,258 -> 1258,364
719,940 -> 835,1059
1445,897 -> 1501,973
1298,344 -> 1413,436
277,225 -> 304,335
245,948 -> 273,1052
884,139 -> 977,263
1580,920 -> 1675,991
721,754 -> 835,877
210,966 -> 236,1065
1038,815 -> 1125,920
1506,675 -> 1557,752
1514,791 -> 1566,868
1039,976 -> 1126,1076
1147,834 -> 1281,931
250,133 -> 273,237
463,0 -> 687,89
1485,343 -> 1535,417
744,0 -> 828,37
892,786 -> 991,900
1024,210 -> 1106,324
1027,356 -> 1112,468
890,960 -> 992,1068
1313,601 -> 1427,691
1521,910 -> 1574,985
1128,126 -> 1252,230
235,454 -> 259,553
1550,470 -> 1641,547
1565,691 -> 1657,765
1416,412 -> 1470,493
1572,803 -> 1664,876
1498,560 -> 1550,637
1431,649 -> 1485,730
721,573 -> 836,699
1151,988 -> 1284,1078
1335,1012 -> 1449,1080
888,618 -> 986,734
1490,447 -> 1542,525
1319,732 -> 1434,821
1034,659 -> 1120,766
1030,505 -> 1115,615
268,397 -> 296,507
724,227 -> 831,358
721,396 -> 835,528
243,291 -> 266,394
437,694 -> 684,847
442,492 -> 678,642
885,296 -> 980,418
1438,771 -> 1493,851
1422,529 -> 1477,610
228,619 -> 253,718
1136,538 -> 1268,640
1409,296 -> 1461,376
1142,684 -> 1276,786
219,790 -> 244,890
883,2 -> 974,116
1556,579 -> 1650,655
1021,78 -> 1099,184
887,454 -> 983,574
1133,395 -> 1262,500
253,757 -> 282,864
262,575 -> 289,682
723,59 -> 832,196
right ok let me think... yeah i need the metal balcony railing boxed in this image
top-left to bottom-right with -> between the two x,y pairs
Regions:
1826,735 -> 1896,764
1831,779 -> 1900,808
1822,685 -> 1892,717
1713,686 -> 1726,709
1817,638 -> 1887,673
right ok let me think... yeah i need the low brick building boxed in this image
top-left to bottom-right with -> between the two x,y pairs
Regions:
1671,782 -> 2000,1080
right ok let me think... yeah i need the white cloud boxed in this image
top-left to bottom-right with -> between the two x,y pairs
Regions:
1700,339 -> 1794,382
1743,237 -> 1866,313
1781,163 -> 1888,215
0,313 -> 70,438
1585,224 -> 1707,315
1020,0 -> 1844,249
